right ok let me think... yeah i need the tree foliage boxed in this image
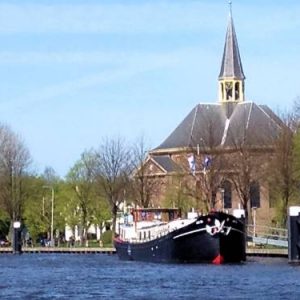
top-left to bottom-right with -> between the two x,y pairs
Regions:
0,124 -> 31,222
66,150 -> 101,245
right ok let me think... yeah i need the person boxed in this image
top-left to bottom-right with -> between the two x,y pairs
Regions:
69,236 -> 75,247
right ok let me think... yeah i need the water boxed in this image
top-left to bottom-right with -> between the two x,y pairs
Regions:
0,254 -> 299,300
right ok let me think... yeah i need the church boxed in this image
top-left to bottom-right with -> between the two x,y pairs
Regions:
141,8 -> 283,227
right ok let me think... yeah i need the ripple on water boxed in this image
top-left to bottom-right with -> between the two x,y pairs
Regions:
0,254 -> 299,299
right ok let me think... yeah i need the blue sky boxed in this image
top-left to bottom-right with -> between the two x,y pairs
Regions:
0,0 -> 300,177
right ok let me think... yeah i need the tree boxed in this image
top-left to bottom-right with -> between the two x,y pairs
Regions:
131,135 -> 161,208
42,166 -> 60,185
0,124 -> 31,223
268,112 -> 298,225
184,114 -> 226,212
225,118 -> 271,221
23,175 -> 49,244
66,150 -> 98,246
94,137 -> 132,239
93,195 -> 111,243
162,173 -> 196,214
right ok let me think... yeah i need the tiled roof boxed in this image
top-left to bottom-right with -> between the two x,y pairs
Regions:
153,102 -> 282,152
151,155 -> 182,172
218,13 -> 245,80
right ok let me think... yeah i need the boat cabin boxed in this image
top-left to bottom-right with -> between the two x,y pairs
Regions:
118,208 -> 198,243
131,208 -> 181,223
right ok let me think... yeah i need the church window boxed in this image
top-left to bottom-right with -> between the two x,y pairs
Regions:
250,181 -> 260,208
235,82 -> 240,100
221,83 -> 224,100
212,191 -> 216,207
225,82 -> 233,100
221,180 -> 232,208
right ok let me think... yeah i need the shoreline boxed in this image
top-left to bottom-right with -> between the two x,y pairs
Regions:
0,247 -> 288,257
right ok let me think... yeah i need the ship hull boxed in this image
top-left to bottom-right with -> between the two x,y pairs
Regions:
114,212 -> 245,264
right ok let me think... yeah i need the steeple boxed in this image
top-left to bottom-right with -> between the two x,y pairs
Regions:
218,3 -> 245,103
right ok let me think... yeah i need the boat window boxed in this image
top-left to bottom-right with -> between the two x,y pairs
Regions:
144,231 -> 146,239
148,231 -> 151,239
139,232 -> 142,240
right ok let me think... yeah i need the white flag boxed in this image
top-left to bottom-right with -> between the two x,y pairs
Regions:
188,155 -> 196,175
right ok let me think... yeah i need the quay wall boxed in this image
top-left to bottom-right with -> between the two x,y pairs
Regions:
0,247 -> 288,257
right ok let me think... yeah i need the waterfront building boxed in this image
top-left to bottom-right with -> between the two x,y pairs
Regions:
140,8 -> 284,227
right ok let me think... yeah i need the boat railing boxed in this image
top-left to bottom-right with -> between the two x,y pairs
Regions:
128,226 -> 178,244
125,218 -> 197,244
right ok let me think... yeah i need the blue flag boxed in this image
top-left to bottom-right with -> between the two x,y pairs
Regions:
203,156 -> 211,171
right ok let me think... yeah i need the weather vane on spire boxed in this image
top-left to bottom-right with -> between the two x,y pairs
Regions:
229,1 -> 232,15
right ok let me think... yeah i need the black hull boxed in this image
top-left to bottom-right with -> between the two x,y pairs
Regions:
114,212 -> 245,264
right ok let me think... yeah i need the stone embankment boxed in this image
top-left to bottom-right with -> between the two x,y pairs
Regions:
0,246 -> 288,257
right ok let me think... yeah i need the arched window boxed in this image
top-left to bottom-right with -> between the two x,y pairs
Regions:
221,83 -> 224,100
225,82 -> 233,100
212,191 -> 216,208
235,82 -> 240,100
221,180 -> 232,208
250,181 -> 260,208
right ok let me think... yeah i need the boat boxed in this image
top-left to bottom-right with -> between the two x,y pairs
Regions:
114,207 -> 246,264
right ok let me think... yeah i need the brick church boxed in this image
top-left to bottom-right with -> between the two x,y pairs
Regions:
141,9 -> 283,226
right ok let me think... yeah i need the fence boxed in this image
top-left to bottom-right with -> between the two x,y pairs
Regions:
247,224 -> 288,248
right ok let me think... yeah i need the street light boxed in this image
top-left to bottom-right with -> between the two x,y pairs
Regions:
219,188 -> 225,211
43,186 -> 54,247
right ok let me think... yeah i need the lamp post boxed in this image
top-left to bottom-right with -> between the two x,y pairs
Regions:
43,186 -> 54,247
219,188 -> 225,211
252,207 -> 257,239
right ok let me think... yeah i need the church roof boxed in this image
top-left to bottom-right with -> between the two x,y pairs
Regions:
224,103 -> 282,147
151,7 -> 281,155
218,11 -> 245,80
150,155 -> 182,172
152,102 -> 282,152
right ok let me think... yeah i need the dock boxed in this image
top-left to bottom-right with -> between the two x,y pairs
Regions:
0,246 -> 287,257
0,247 -> 116,254
246,247 -> 287,257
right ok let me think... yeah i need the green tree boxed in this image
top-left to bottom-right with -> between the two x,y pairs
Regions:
162,174 -> 196,215
66,151 -> 99,246
23,175 -> 48,243
268,113 -> 299,226
0,125 -> 32,235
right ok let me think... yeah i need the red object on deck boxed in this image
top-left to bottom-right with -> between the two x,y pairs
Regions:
212,254 -> 224,265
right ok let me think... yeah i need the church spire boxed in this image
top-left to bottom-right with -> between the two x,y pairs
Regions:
218,2 -> 245,103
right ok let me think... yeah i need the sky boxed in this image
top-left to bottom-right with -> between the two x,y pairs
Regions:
0,0 -> 300,177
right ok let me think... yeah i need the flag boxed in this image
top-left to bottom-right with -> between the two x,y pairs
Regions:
203,156 -> 211,171
188,155 -> 196,175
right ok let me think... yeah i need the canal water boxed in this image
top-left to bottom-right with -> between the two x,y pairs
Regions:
0,254 -> 299,299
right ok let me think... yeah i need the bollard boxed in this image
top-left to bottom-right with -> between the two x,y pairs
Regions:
288,206 -> 300,263
13,221 -> 22,255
